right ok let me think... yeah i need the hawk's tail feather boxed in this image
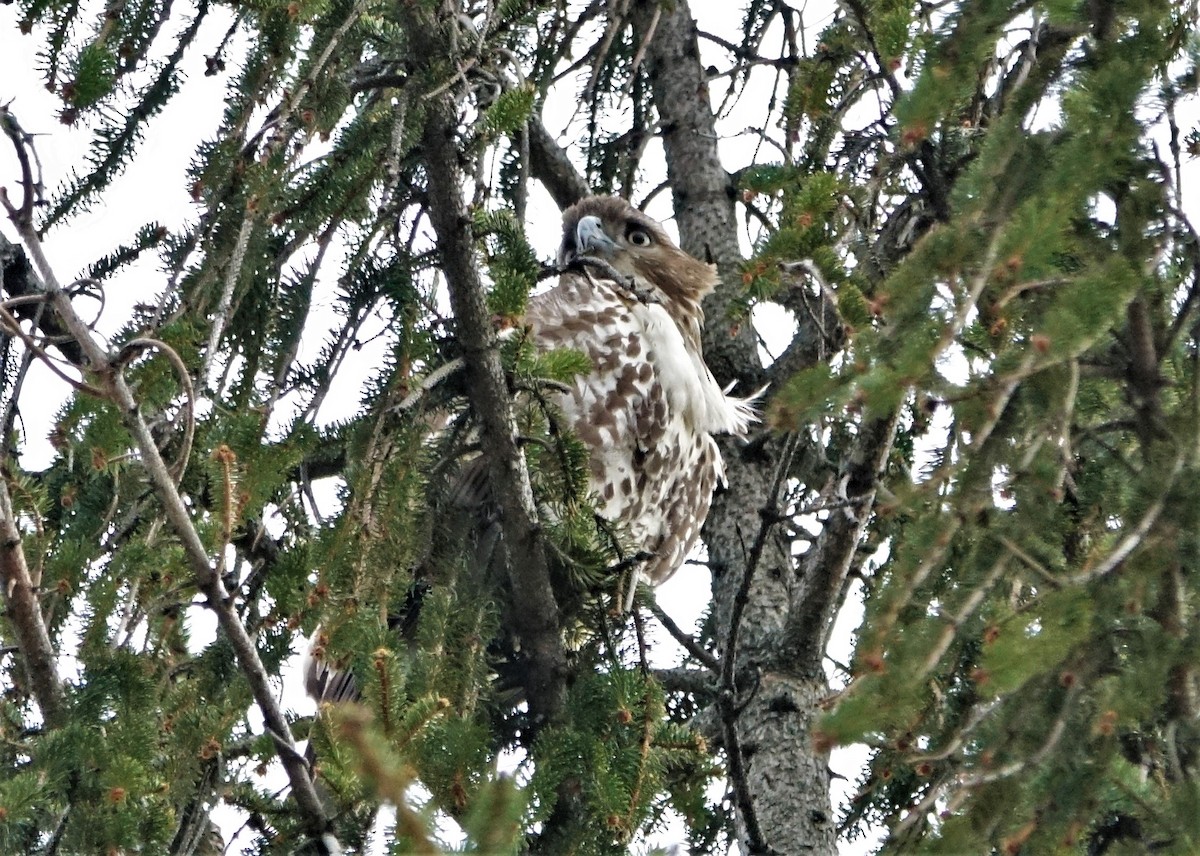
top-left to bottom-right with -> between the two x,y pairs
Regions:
722,383 -> 768,437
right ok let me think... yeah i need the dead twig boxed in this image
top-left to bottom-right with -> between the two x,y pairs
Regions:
1,107 -> 338,853
118,337 -> 197,485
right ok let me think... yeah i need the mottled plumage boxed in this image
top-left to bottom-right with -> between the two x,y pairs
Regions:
534,196 -> 756,592
305,196 -> 756,705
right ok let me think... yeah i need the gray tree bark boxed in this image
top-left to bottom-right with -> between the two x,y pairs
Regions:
632,1 -> 862,852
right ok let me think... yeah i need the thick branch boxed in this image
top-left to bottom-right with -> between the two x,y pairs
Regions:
412,13 -> 567,725
630,3 -> 849,852
0,479 -> 66,727
632,0 -> 760,388
631,0 -> 737,260
527,114 -> 589,210
786,411 -> 899,665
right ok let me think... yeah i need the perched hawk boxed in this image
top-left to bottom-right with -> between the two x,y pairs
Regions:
531,195 -> 757,598
305,196 -> 755,702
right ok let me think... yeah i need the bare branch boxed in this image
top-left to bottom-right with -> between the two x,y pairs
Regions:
0,478 -> 65,727
0,233 -> 87,366
647,597 -> 720,672
527,114 -> 589,210
0,303 -> 105,396
118,337 -> 197,485
787,410 -> 898,662
200,211 -> 255,389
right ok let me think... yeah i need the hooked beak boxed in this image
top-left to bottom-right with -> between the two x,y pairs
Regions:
559,214 -> 617,266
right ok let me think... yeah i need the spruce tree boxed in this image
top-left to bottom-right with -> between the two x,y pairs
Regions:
0,0 -> 1199,854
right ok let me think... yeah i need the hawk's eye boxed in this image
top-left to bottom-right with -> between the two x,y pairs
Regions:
627,228 -> 652,247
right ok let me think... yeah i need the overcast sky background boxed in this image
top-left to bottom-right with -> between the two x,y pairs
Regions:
0,1 -> 895,851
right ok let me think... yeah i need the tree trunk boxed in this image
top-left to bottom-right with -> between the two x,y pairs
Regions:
634,1 -> 839,852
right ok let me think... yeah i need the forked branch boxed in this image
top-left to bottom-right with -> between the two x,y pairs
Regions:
1,108 -> 339,854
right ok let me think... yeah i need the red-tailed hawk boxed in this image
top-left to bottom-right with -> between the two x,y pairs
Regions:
306,196 -> 755,702
533,195 -> 757,600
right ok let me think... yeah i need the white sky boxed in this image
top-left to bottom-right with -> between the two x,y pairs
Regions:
0,2 -> 891,853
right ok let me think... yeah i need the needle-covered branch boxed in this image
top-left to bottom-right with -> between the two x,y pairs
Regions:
1,111 -> 338,854
404,4 -> 567,725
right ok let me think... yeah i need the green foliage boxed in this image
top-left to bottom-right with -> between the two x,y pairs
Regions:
740,169 -> 847,301
894,0 -> 1020,143
473,207 -> 540,316
7,0 -> 1200,852
527,669 -> 700,855
806,2 -> 1200,853
65,41 -> 116,109
86,222 -> 169,282
479,83 -> 537,139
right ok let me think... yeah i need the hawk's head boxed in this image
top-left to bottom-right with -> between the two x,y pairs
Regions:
557,196 -> 718,306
